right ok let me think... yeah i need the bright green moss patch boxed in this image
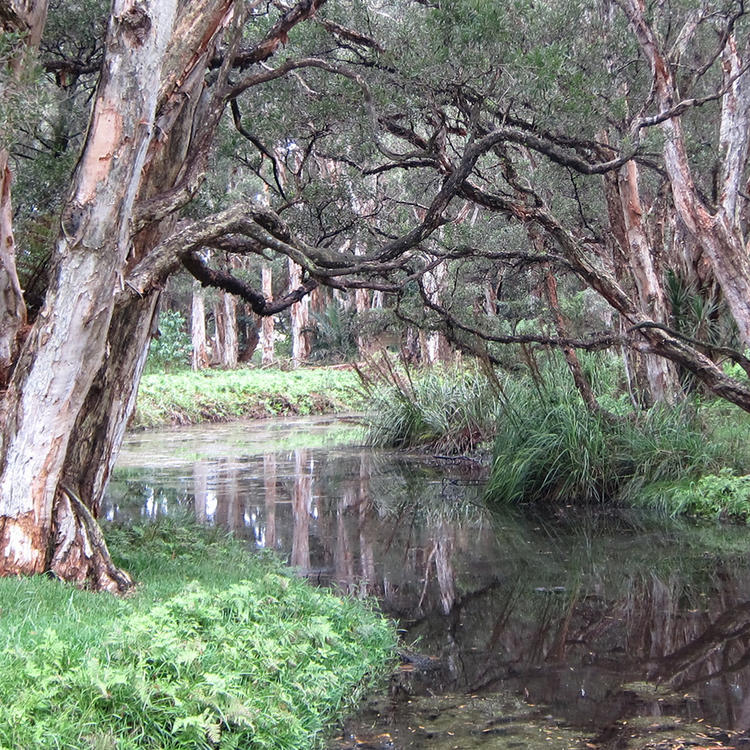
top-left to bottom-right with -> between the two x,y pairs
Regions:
133,367 -> 363,428
0,521 -> 396,750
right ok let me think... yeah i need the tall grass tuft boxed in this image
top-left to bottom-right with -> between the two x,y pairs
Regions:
360,358 -> 500,454
487,376 -> 748,507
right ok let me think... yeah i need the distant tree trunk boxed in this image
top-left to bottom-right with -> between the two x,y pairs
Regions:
191,280 -> 209,371
260,264 -> 275,366
222,292 -> 238,368
289,259 -> 310,365
0,0 -> 178,590
213,292 -> 238,369
423,259 -> 450,363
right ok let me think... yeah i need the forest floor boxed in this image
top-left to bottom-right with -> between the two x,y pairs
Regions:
0,518 -> 396,749
133,366 -> 363,428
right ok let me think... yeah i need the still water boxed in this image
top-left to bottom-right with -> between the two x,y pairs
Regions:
105,416 -> 750,749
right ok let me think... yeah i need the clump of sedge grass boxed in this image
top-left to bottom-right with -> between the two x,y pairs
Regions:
360,355 -> 499,454
487,374 -> 748,509
0,518 -> 396,750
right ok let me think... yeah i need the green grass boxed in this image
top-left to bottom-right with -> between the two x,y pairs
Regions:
133,367 -> 363,429
0,518 -> 396,749
486,377 -> 750,512
362,365 -> 500,454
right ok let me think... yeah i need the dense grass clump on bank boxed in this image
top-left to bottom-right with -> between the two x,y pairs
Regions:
133,367 -> 362,428
0,519 -> 396,750
362,365 -> 499,453
487,378 -> 750,516
359,353 -> 750,518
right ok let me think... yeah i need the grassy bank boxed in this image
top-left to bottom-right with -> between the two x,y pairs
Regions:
0,519 -> 396,749
133,367 -> 362,429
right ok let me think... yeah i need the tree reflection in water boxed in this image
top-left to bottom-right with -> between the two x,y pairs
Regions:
106,420 -> 750,740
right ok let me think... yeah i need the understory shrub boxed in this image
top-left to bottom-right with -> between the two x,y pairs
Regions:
0,521 -> 396,750
639,469 -> 750,521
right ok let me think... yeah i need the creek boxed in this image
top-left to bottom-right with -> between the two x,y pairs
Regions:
105,416 -> 750,749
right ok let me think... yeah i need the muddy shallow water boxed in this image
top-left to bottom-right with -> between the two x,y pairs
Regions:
106,416 -> 750,749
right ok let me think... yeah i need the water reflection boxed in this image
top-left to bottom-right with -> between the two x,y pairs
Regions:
106,418 -> 750,746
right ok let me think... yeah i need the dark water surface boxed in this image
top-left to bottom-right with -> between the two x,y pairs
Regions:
106,417 -> 750,749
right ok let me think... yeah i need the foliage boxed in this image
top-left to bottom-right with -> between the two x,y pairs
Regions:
307,304 -> 359,363
639,469 -> 750,521
146,310 -> 192,374
0,519 -> 396,750
486,373 -> 749,509
361,359 -> 500,454
134,367 -> 362,428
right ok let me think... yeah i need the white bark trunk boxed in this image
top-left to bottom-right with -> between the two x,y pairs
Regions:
288,259 -> 310,365
0,0 -> 178,576
617,161 -> 679,403
191,280 -> 209,371
221,292 -> 238,368
423,259 -> 450,363
260,264 -> 275,366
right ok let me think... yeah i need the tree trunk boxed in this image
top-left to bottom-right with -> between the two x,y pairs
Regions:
0,150 -> 26,388
55,0 -> 237,528
0,0 -> 178,585
213,292 -> 238,368
423,259 -> 450,363
616,161 -> 679,404
61,294 -> 160,519
621,1 -> 750,345
191,280 -> 209,370
260,264 -> 275,365
0,1 -> 46,388
289,259 -> 310,364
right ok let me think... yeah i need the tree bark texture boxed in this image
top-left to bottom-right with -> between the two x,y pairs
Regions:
191,280 -> 210,371
0,0 -> 178,585
260,264 -> 275,365
0,150 -> 26,389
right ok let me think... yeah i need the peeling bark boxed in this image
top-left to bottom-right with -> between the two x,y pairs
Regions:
0,150 -> 26,388
0,0 -> 178,581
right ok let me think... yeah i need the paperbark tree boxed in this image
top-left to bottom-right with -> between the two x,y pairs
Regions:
0,0 -> 330,589
619,0 -> 750,346
0,0 -> 179,589
191,280 -> 210,371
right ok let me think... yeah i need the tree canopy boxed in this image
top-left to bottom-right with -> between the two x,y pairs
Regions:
2,0 -> 750,588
